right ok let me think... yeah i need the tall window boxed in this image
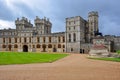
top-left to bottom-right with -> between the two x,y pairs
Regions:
63,36 -> 65,42
2,45 -> 6,48
43,37 -> 45,43
37,37 -> 39,43
73,33 -> 76,42
49,37 -> 51,43
63,45 -> 65,48
14,44 -> 18,48
24,37 -> 26,43
20,37 -> 21,43
29,37 -> 31,43
58,44 -> 61,48
15,38 -> 17,43
9,38 -> 11,43
69,34 -> 71,42
58,37 -> 61,42
3,38 -> 5,43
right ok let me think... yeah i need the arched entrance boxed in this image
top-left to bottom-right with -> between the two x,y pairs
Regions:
42,44 -> 46,52
23,45 -> 28,52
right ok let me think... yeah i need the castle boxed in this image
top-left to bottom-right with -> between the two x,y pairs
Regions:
0,11 -> 120,53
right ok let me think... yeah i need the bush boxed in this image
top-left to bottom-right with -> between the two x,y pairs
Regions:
116,50 -> 120,54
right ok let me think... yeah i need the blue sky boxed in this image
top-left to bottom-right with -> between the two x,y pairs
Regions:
0,0 -> 120,35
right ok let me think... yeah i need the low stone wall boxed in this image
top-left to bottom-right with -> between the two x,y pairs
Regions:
109,53 -> 120,58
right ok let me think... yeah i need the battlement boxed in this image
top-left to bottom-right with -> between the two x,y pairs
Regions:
34,16 -> 52,26
15,17 -> 32,25
88,11 -> 98,17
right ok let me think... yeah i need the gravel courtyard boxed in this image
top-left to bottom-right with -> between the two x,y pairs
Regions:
0,54 -> 120,80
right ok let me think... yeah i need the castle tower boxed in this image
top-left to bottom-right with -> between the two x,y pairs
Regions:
15,17 -> 33,30
65,16 -> 86,53
88,11 -> 99,42
34,16 -> 52,35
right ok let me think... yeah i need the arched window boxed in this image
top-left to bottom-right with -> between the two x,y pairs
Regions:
58,44 -> 61,48
69,34 -> 71,42
42,44 -> 46,48
2,45 -> 6,48
73,33 -> 76,42
14,44 -> 18,48
48,44 -> 52,48
36,44 -> 40,48
33,45 -> 35,48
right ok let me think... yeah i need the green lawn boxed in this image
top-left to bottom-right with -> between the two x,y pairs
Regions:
89,57 -> 120,62
0,52 -> 68,65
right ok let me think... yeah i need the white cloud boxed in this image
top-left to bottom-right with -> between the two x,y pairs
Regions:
4,0 -> 52,16
0,20 -> 15,29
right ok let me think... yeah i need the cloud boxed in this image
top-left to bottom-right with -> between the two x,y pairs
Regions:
0,19 -> 15,29
0,0 -> 120,35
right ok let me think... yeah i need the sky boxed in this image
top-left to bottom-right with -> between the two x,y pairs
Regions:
0,0 -> 120,36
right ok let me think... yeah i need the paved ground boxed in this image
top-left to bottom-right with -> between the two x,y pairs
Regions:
0,54 -> 120,80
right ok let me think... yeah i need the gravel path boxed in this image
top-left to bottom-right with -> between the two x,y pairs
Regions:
0,54 -> 120,80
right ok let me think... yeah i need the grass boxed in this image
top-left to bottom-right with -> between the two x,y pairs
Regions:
0,52 -> 68,65
89,57 -> 120,62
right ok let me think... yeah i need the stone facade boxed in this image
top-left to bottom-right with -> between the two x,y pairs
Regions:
0,11 -> 119,53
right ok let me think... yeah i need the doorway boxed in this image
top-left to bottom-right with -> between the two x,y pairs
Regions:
23,45 -> 28,52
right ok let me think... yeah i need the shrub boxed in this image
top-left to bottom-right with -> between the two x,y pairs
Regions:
116,50 -> 120,54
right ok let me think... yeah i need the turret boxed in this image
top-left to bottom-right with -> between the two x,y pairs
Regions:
34,16 -> 52,34
15,17 -> 33,30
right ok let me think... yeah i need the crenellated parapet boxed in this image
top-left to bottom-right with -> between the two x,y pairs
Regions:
15,17 -> 33,29
88,11 -> 98,17
34,16 -> 52,26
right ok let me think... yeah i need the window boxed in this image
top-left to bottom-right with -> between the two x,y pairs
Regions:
14,44 -> 18,48
73,33 -> 76,42
58,37 -> 61,42
29,37 -> 31,43
74,26 -> 75,30
9,38 -> 11,43
69,22 -> 71,25
24,37 -> 26,43
20,38 -> 21,43
15,38 -> 17,43
69,34 -> 71,42
33,45 -> 35,48
43,37 -> 45,43
37,37 -> 39,43
48,44 -> 52,48
49,37 -> 51,43
74,21 -> 75,24
71,48 -> 73,52
36,44 -> 40,48
2,45 -> 6,48
63,37 -> 65,42
69,27 -> 71,30
58,44 -> 61,48
63,45 -> 65,48
3,38 -> 5,43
